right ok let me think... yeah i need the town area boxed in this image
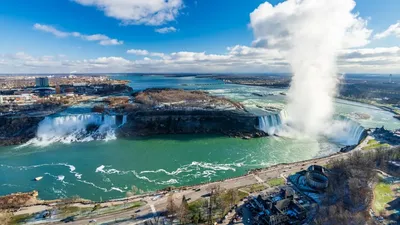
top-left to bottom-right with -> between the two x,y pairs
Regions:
0,75 -> 131,117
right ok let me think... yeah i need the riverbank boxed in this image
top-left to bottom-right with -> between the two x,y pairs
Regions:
337,96 -> 400,121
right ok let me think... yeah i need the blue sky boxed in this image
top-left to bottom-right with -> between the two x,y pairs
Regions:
0,0 -> 400,73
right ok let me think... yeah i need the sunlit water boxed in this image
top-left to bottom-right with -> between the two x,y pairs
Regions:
0,75 -> 399,200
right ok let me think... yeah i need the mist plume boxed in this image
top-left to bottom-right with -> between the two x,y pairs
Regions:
250,0 -> 369,136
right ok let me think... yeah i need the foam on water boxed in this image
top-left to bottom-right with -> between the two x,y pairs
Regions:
94,161 -> 245,185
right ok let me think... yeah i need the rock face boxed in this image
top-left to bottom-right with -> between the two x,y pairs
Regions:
117,89 -> 267,138
0,116 -> 43,146
118,110 -> 266,138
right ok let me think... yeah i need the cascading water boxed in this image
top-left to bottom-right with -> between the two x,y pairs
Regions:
324,116 -> 367,146
258,110 -> 287,135
25,114 -> 127,147
258,110 -> 366,146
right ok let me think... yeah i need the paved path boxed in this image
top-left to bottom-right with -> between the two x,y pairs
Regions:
253,174 -> 264,183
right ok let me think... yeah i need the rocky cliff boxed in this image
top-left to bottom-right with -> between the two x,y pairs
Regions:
118,110 -> 266,138
0,116 -> 43,146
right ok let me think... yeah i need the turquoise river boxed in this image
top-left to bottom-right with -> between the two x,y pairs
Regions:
1,75 -> 399,201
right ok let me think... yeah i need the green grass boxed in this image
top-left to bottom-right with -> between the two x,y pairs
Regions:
127,201 -> 144,209
267,178 -> 285,187
363,139 -> 390,151
249,184 -> 266,192
373,182 -> 393,213
238,190 -> 249,199
59,206 -> 82,215
10,214 -> 32,225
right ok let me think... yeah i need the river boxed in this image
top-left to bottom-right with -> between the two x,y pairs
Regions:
0,74 -> 399,201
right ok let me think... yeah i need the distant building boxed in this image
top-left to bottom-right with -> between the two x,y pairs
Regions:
35,77 -> 49,87
0,94 -> 37,105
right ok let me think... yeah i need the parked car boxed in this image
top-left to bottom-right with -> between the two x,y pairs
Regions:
61,216 -> 75,223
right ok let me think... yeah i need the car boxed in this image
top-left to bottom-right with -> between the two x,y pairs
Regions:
134,209 -> 141,213
151,195 -> 162,201
89,219 -> 97,223
195,188 -> 201,192
61,216 -> 75,223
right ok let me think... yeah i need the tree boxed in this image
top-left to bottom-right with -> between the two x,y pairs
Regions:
205,184 -> 223,224
166,193 -> 177,223
178,196 -> 190,225
224,189 -> 239,209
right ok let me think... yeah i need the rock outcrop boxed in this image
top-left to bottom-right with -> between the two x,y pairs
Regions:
118,110 -> 266,138
117,88 -> 267,138
0,116 -> 44,146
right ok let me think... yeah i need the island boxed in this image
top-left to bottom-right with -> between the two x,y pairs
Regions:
116,88 -> 266,139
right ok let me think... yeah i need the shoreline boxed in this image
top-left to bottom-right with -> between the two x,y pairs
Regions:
336,96 -> 400,121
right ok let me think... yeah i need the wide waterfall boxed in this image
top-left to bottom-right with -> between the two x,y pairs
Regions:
26,114 -> 127,147
259,111 -> 366,145
325,116 -> 367,146
258,110 -> 287,135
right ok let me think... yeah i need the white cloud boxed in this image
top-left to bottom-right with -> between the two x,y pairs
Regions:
127,49 -> 149,55
249,0 -> 372,49
72,0 -> 183,26
33,24 -> 69,37
2,45 -> 400,73
127,49 -> 166,58
374,21 -> 400,39
155,26 -> 177,34
33,23 -> 123,46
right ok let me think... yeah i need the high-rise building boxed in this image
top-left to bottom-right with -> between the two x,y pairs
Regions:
35,77 -> 49,87
389,74 -> 393,83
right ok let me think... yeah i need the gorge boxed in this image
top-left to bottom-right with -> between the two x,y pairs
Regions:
0,75 -> 398,201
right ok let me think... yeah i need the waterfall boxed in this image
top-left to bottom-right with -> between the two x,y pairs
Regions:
324,116 -> 366,146
259,110 -> 366,146
26,114 -> 127,147
258,111 -> 286,135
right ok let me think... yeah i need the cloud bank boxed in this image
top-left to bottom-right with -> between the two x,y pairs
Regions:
2,45 -> 400,74
249,0 -> 372,49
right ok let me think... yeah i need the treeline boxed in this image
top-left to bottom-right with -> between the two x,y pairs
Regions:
314,147 -> 399,225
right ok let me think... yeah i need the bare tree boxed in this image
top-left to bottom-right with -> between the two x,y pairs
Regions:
178,195 -> 190,225
224,189 -> 239,209
205,184 -> 223,224
166,193 -> 177,223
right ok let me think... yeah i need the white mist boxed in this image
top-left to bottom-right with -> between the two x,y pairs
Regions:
250,0 -> 366,137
